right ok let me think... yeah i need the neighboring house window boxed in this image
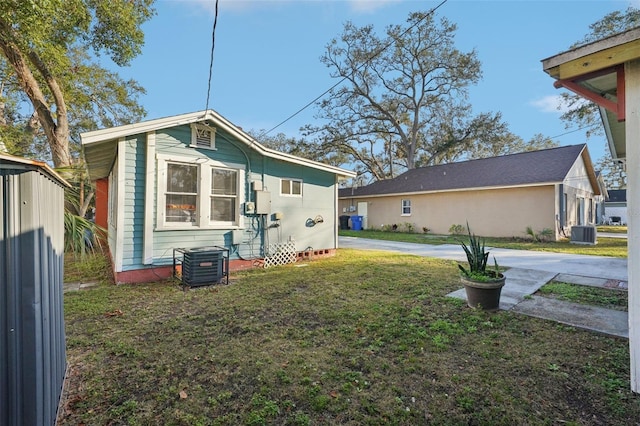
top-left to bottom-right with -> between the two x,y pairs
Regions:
401,199 -> 411,216
281,178 -> 302,196
577,197 -> 585,226
190,123 -> 216,149
157,154 -> 244,229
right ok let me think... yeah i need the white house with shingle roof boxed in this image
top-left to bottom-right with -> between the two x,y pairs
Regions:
339,144 -> 600,240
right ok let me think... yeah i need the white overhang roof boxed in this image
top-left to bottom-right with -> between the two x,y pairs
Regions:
81,110 -> 356,181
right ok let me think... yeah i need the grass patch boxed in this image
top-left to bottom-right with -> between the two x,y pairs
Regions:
63,251 -> 112,283
340,230 -> 628,258
597,225 -> 628,234
59,250 -> 640,424
536,281 -> 628,311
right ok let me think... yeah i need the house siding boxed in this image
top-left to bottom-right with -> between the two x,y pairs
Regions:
115,125 -> 339,273
562,155 -> 598,227
122,136 -> 146,270
340,185 -> 557,238
264,159 -> 337,252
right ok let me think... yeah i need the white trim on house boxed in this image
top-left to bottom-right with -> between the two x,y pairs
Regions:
280,178 -> 303,197
143,132 -> 155,265
114,138 -> 126,272
81,110 -> 356,179
155,153 -> 245,231
401,199 -> 412,216
624,59 -> 640,393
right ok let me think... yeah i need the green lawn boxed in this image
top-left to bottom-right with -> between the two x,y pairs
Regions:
60,250 -> 640,425
598,225 -> 628,234
536,281 -> 628,311
340,229 -> 628,258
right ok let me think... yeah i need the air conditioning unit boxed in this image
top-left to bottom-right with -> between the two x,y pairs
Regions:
173,246 -> 229,287
570,225 -> 597,245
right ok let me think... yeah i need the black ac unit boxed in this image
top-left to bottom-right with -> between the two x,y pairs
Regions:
174,246 -> 229,287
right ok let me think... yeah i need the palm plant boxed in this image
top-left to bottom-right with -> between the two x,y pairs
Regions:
57,164 -> 104,257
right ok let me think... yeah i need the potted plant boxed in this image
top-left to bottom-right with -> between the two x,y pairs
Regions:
458,223 -> 505,311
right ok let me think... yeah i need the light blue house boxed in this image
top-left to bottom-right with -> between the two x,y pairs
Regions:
81,110 -> 355,283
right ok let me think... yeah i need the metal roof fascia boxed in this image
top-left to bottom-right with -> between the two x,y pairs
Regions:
0,154 -> 70,188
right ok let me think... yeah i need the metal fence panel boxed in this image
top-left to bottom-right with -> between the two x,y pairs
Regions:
1,162 -> 67,426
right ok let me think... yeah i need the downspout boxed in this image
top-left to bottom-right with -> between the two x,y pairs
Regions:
558,183 -> 564,227
558,183 -> 566,238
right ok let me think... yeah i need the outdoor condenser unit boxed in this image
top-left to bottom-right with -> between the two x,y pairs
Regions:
173,246 -> 229,287
570,225 -> 597,245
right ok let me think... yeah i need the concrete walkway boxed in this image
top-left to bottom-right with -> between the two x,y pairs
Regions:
339,236 -> 629,338
63,280 -> 99,293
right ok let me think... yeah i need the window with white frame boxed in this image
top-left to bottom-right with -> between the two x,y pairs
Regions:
157,154 -> 243,229
280,178 -> 302,196
210,168 -> 237,223
190,123 -> 216,149
401,199 -> 411,216
165,162 -> 199,223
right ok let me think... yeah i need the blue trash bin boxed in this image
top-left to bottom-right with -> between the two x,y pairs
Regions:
351,215 -> 363,231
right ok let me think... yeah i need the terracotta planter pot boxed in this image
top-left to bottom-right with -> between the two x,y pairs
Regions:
461,274 -> 506,311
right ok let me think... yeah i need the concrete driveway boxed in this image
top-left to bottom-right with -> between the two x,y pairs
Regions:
338,236 -> 628,281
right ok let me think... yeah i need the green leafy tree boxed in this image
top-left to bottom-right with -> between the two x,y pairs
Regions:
461,132 -> 559,162
304,11 -> 521,180
595,155 -> 627,189
0,0 -> 155,167
250,130 -> 348,167
0,0 -> 155,254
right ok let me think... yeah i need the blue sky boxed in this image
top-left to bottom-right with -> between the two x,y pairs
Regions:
114,0 -> 637,164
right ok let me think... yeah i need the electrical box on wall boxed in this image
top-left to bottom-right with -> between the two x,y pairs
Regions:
245,201 -> 255,214
252,181 -> 263,191
255,191 -> 271,214
232,229 -> 243,245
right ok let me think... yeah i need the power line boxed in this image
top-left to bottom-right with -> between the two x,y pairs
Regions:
205,0 -> 220,112
549,123 -> 600,140
258,0 -> 449,138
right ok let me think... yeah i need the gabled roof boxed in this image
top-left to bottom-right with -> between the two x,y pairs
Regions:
339,144 -> 599,198
81,110 -> 356,181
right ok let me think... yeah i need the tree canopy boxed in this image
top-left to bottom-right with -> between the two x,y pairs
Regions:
595,155 -> 627,189
0,0 -> 155,167
304,10 -> 543,182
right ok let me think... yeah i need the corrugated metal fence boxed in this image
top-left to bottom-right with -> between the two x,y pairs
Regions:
1,155 -> 68,426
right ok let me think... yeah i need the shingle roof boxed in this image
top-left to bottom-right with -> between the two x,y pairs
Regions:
339,144 -> 587,198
